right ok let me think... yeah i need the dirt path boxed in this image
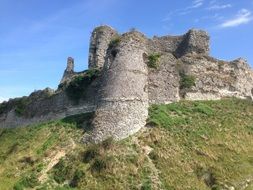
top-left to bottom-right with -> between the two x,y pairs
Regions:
38,139 -> 76,182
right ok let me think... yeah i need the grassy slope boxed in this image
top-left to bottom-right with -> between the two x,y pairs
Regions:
0,98 -> 252,190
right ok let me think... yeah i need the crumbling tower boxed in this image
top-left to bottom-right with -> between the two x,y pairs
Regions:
89,30 -> 149,142
88,25 -> 118,68
60,57 -> 74,84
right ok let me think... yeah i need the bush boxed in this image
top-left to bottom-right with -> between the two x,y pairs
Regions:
52,159 -> 74,183
14,97 -> 30,116
83,145 -> 100,163
66,68 -> 100,103
70,169 -> 85,187
108,37 -> 121,49
147,53 -> 161,69
0,103 -> 8,115
180,73 -> 196,89
91,157 -> 108,173
148,151 -> 159,161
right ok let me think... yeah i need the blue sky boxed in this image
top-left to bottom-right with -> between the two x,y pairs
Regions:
0,0 -> 253,102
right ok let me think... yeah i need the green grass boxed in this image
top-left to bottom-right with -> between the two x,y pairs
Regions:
0,119 -> 83,190
145,98 -> 253,189
0,98 -> 253,189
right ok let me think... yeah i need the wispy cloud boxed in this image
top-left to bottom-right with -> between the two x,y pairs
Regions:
220,9 -> 253,28
192,0 -> 204,8
0,97 -> 8,103
208,4 -> 232,10
163,0 -> 205,21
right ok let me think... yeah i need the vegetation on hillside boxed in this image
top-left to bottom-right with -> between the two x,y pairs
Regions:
65,68 -> 100,103
0,98 -> 252,190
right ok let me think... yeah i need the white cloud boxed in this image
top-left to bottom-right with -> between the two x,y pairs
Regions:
220,9 -> 253,28
191,0 -> 204,8
163,0 -> 204,21
208,4 -> 232,10
0,97 -> 8,103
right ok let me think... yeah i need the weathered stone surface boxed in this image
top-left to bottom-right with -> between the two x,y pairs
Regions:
148,53 -> 180,104
176,29 -> 210,57
180,55 -> 253,100
0,26 -> 252,143
90,31 -> 149,142
88,25 -> 118,69
60,57 -> 75,84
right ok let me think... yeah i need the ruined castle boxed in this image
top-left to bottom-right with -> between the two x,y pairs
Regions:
0,25 -> 253,142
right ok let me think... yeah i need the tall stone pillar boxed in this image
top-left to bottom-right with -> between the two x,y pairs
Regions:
89,31 -> 149,142
88,25 -> 118,69
60,57 -> 75,84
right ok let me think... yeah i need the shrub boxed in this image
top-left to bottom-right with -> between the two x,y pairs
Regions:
147,53 -> 161,69
52,159 -> 74,183
180,73 -> 196,89
91,157 -> 108,172
108,37 -> 121,49
66,68 -> 100,103
148,151 -> 159,161
83,145 -> 100,163
0,103 -> 8,115
14,97 -> 30,116
70,169 -> 85,187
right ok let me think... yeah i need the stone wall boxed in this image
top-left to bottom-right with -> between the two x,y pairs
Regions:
179,55 -> 253,100
0,25 -> 252,143
148,53 -> 180,104
0,75 -> 99,128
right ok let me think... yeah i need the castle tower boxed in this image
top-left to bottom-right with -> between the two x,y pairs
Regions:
88,25 -> 118,69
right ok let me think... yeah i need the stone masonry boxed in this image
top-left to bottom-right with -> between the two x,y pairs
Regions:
0,25 -> 252,143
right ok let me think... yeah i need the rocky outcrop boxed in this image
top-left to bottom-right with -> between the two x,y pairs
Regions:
0,25 -> 252,142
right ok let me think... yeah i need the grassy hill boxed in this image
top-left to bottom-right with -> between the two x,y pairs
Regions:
0,98 -> 253,190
